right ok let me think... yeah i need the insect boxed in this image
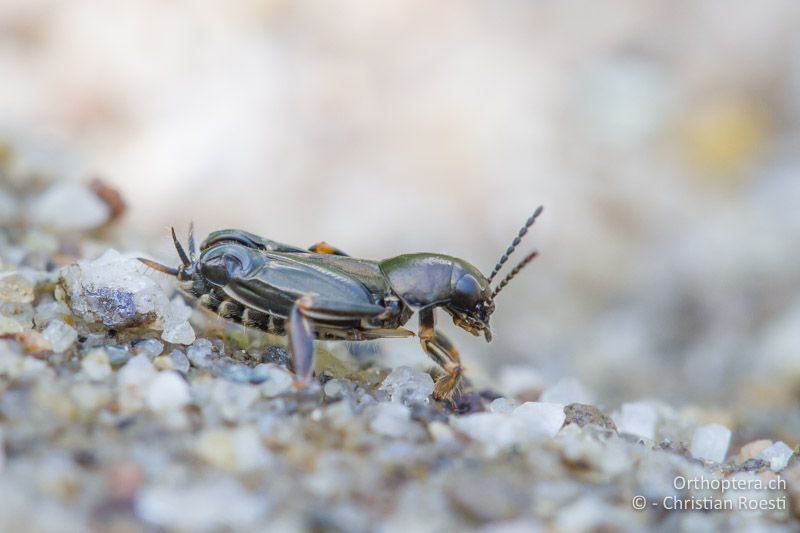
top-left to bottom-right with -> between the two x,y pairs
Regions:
139,207 -> 544,402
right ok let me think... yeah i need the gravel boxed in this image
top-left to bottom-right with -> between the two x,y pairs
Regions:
0,156 -> 797,532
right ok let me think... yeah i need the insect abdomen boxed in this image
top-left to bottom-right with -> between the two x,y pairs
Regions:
196,289 -> 288,335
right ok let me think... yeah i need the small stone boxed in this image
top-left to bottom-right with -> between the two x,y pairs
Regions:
33,300 -> 70,328
187,338 -> 215,369
259,364 -> 294,397
0,344 -> 48,378
379,366 -> 435,405
489,397 -> 517,414
168,296 -> 193,321
261,345 -> 291,368
153,355 -> 173,371
69,382 -> 111,413
146,371 -> 191,413
118,354 -> 157,412
214,358 -> 258,383
29,182 -> 111,231
370,402 -> 414,437
81,349 -> 112,381
446,471 -> 528,523
58,250 -> 171,330
613,402 -> 658,440
564,403 -> 617,432
323,378 -> 354,399
133,339 -> 164,359
428,421 -> 457,444
195,426 -> 268,472
451,402 -> 566,450
154,349 -> 190,373
0,314 -> 23,335
0,271 -> 34,304
135,480 -> 267,530
162,320 -> 195,345
690,423 -> 732,463
758,441 -> 794,472
211,380 -> 260,422
737,440 -> 773,462
105,345 -> 132,368
14,329 -> 53,352
41,319 -> 78,353
540,378 -> 594,405
513,402 -> 567,438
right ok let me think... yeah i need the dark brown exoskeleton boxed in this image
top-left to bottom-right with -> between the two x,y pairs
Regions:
139,207 -> 543,402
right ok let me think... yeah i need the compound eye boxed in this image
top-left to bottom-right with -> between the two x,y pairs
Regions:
453,274 -> 481,308
200,252 -> 243,286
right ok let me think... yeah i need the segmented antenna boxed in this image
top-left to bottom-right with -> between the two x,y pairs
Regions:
487,206 -> 544,283
171,227 -> 191,267
492,250 -> 538,298
188,222 -> 197,261
138,257 -> 179,276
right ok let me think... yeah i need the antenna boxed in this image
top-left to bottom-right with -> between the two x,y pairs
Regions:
171,227 -> 191,267
492,250 -> 538,298
188,222 -> 197,261
138,257 -> 179,276
487,206 -> 544,283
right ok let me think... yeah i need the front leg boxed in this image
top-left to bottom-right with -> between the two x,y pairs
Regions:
418,307 -> 463,402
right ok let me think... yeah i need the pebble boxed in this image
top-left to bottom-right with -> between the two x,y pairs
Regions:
613,402 -> 658,440
0,272 -> 34,304
105,345 -> 132,368
41,320 -> 78,353
146,371 -> 191,413
58,250 -> 171,330
489,397 -> 517,414
563,403 -> 617,432
187,338 -> 215,369
323,378 -> 354,399
513,402 -> 567,438
33,301 -> 70,327
194,426 -> 268,472
81,349 -> 112,381
690,423 -> 732,463
757,441 -> 794,472
117,354 -> 157,412
451,402 -> 566,451
162,320 -> 196,345
737,439 -> 773,462
133,339 -> 164,359
69,382 -> 111,413
155,349 -> 191,374
29,182 -> 111,232
379,366 -> 435,405
370,402 -> 415,438
259,364 -> 294,397
0,314 -> 23,335
210,380 -> 260,422
135,480 -> 268,531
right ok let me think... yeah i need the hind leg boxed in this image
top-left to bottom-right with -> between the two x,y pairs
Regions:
287,296 -> 390,386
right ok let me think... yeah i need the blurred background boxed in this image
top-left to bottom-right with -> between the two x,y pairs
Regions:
1,0 -> 799,415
